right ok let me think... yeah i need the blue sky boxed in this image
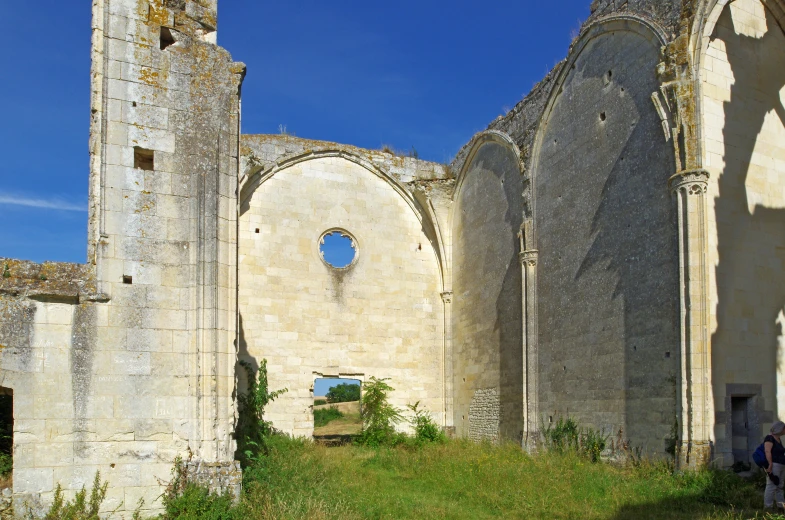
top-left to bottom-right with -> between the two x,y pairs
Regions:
0,1 -> 590,264
321,232 -> 356,268
314,378 -> 361,397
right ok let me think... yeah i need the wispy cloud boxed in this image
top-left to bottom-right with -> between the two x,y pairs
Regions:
0,193 -> 87,212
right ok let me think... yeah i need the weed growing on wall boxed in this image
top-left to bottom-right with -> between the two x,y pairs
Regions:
356,377 -> 403,447
237,359 -> 287,463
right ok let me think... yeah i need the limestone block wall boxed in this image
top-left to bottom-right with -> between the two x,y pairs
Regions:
701,0 -> 785,465
0,0 -> 243,515
531,22 -> 679,453
452,141 -> 524,443
0,261 -> 107,511
85,0 -> 243,511
238,149 -> 446,437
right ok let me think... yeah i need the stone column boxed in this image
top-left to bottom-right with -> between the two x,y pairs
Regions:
441,291 -> 455,434
520,248 -> 539,450
669,169 -> 714,468
519,218 -> 540,450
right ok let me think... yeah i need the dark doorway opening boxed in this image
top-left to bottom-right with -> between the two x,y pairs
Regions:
731,396 -> 752,467
0,388 -> 12,487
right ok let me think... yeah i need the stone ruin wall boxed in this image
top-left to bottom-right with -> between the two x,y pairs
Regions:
700,0 -> 785,465
447,0 -> 785,464
238,136 -> 451,436
1,0 -> 244,514
1,0 -> 784,514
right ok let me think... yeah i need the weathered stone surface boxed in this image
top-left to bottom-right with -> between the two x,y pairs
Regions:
1,1 -> 783,514
238,152 -> 447,436
0,259 -> 100,302
186,460 -> 242,501
452,141 -> 524,443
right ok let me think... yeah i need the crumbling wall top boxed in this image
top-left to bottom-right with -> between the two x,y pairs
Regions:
241,134 -> 451,186
0,259 -> 101,303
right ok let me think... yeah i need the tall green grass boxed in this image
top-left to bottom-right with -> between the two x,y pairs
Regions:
157,435 -> 782,519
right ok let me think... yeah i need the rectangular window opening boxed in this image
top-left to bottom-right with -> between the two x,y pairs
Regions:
122,275 -> 133,285
134,147 -> 154,171
312,378 -> 362,441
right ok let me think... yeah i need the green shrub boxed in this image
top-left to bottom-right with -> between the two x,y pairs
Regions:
236,359 -> 287,463
314,406 -> 344,427
356,377 -> 403,447
543,416 -> 607,462
160,457 -> 236,520
161,483 -> 236,520
44,472 -> 108,520
326,383 -> 361,403
314,399 -> 327,406
407,401 -> 445,445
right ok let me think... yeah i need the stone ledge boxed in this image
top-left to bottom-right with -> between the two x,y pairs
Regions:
0,258 -> 106,303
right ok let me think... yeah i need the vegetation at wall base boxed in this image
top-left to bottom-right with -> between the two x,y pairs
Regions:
43,472 -> 110,520
236,359 -> 287,464
407,401 -> 446,445
543,416 -> 608,463
57,367 -> 779,519
355,376 -> 404,447
157,435 -> 780,520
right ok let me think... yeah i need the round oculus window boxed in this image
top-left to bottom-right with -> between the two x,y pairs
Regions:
319,230 -> 358,269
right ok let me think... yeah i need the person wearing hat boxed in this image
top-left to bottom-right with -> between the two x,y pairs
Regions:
764,420 -> 785,510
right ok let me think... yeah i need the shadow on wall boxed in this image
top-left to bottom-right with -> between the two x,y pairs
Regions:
236,314 -> 258,400
453,142 -> 523,442
711,5 -> 785,457
535,26 -> 678,453
574,82 -> 680,450
494,148 -> 525,443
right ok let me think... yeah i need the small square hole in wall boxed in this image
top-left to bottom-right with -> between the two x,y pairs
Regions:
255,228 -> 260,234
134,147 -> 154,171
160,27 -> 176,50
122,275 -> 133,285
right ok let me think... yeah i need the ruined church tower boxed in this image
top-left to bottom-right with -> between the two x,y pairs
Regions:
0,0 -> 244,514
85,0 -> 245,508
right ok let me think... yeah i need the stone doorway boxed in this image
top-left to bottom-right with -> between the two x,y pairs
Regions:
731,396 -> 753,465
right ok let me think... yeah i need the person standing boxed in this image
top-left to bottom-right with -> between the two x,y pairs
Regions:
765,421 -> 785,510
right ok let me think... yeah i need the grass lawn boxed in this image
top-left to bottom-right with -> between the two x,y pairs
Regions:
213,436 -> 785,520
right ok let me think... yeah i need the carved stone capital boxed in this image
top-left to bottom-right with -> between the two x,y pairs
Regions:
668,169 -> 709,195
519,249 -> 539,267
440,291 -> 453,304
